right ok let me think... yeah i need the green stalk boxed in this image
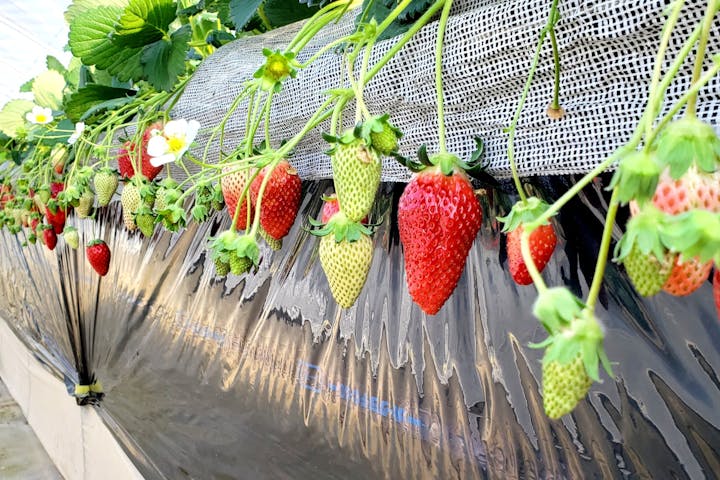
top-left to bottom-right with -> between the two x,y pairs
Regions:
686,0 -> 718,117
549,28 -> 561,111
644,0 -> 686,143
520,228 -> 549,293
364,0 -> 446,83
505,0 -> 560,204
434,0 -> 453,154
586,189 -> 620,309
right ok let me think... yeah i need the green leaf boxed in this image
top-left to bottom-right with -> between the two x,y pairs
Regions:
46,56 -> 67,74
65,85 -> 137,123
69,5 -> 144,81
228,0 -> 263,30
0,100 -> 35,137
113,0 -> 178,48
263,0 -> 320,28
19,78 -> 34,93
32,70 -> 66,111
141,26 -> 191,91
65,0 -> 128,24
359,0 -> 433,40
65,57 -> 84,90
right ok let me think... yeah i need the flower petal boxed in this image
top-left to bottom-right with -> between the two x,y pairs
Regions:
164,119 -> 188,137
186,120 -> 200,143
150,153 -> 175,167
147,135 -> 169,157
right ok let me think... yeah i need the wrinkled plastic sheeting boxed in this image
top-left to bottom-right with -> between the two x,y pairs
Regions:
0,177 -> 719,479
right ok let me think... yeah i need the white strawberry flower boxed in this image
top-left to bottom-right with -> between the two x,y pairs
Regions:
25,105 -> 54,125
67,122 -> 85,145
147,119 -> 200,167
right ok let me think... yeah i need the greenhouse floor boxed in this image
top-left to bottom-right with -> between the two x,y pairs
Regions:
0,378 -> 62,479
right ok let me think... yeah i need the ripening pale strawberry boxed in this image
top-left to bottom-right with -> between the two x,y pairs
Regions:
228,251 -> 252,275
214,257 -> 231,276
321,195 -> 341,224
121,183 -> 141,231
63,226 -> 79,249
118,122 -> 164,180
506,223 -> 557,286
318,216 -> 374,308
135,208 -> 156,238
398,165 -> 481,314
330,139 -> 381,222
221,165 -> 253,230
542,354 -> 592,419
370,126 -> 399,156
713,269 -> 720,321
86,239 -> 111,276
94,169 -> 119,206
76,189 -> 94,218
651,168 -> 719,295
250,160 -> 302,240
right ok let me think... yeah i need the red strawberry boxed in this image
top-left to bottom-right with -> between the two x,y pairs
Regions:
663,257 -> 713,297
321,194 -> 368,224
43,227 -> 57,251
507,223 -> 557,286
713,269 -> 720,320
398,166 -> 482,315
86,239 -> 111,276
321,195 -> 340,223
118,122 -> 164,181
46,182 -> 68,234
249,160 -> 302,240
221,165 -> 254,230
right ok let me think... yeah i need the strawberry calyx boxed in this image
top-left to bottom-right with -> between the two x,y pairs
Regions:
394,141 -> 490,181
660,209 -> 720,264
608,151 -> 661,204
614,206 -> 668,262
656,117 -> 720,177
499,196 -> 553,233
531,286 -> 586,335
308,210 -> 374,243
533,307 -> 613,383
86,238 -> 105,248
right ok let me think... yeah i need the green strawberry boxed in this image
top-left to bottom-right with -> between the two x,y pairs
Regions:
135,206 -> 156,237
622,244 -> 675,296
315,211 -> 374,308
214,257 -> 230,276
259,226 -> 282,251
229,251 -> 252,275
328,133 -> 381,222
94,168 -> 119,206
76,189 -> 94,218
121,183 -> 141,231
542,354 -> 592,419
64,226 -> 79,249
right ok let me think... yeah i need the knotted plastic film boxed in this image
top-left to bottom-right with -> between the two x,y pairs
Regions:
173,0 -> 720,182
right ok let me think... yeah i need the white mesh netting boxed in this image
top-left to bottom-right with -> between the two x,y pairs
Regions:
173,0 -> 720,182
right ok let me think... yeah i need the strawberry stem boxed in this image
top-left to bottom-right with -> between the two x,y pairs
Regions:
586,189 -> 620,309
644,0 -> 686,146
505,0 -> 560,205
434,0 -> 453,154
520,228 -> 548,293
687,0 -> 718,117
549,26 -> 561,111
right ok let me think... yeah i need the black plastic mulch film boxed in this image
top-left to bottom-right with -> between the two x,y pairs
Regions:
0,175 -> 718,479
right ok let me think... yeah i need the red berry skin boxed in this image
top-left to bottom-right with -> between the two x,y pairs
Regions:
250,160 -> 302,240
713,269 -> 720,321
398,169 -> 482,315
321,195 -> 341,224
86,241 -> 111,277
46,182 -> 68,234
507,223 -> 557,286
221,166 -> 253,231
43,229 -> 57,250
117,122 -> 164,181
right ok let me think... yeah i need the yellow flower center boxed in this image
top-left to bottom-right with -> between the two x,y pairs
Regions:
36,114 -> 47,123
167,136 -> 184,153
